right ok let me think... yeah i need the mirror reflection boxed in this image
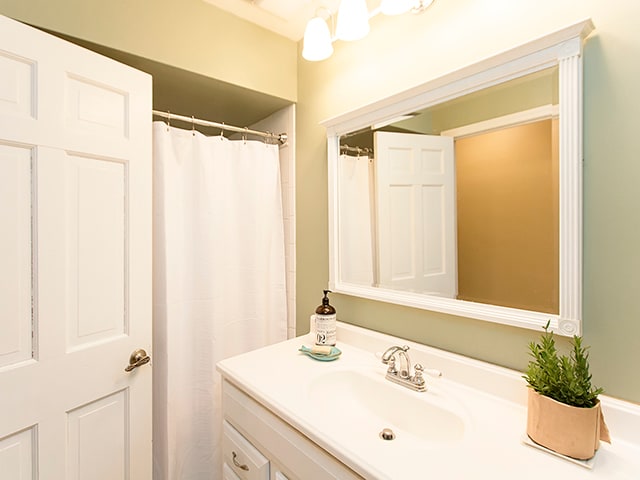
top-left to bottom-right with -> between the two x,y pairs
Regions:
337,66 -> 559,314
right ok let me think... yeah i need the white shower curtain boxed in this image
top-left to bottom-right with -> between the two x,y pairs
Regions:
152,122 -> 288,479
338,153 -> 375,285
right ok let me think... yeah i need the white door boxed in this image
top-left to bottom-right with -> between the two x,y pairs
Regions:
0,15 -> 152,479
374,131 -> 456,297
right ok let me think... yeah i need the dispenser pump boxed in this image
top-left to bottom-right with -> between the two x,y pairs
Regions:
316,290 -> 336,315
314,290 -> 337,346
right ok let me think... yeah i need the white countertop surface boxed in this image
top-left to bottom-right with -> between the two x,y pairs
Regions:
217,323 -> 640,479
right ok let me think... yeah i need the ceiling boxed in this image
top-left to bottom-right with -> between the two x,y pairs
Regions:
203,0 -> 381,41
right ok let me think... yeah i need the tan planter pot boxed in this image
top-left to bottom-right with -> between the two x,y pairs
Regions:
526,388 -> 610,460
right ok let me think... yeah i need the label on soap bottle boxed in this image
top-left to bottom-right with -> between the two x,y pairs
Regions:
314,314 -> 337,346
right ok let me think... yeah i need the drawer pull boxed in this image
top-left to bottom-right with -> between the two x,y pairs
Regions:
232,451 -> 249,471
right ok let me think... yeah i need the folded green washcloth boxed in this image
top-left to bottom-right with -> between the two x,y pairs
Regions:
298,345 -> 342,361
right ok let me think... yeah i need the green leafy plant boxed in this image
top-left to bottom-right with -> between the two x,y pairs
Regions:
524,322 -> 603,408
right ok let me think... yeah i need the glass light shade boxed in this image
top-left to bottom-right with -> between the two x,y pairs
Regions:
380,0 -> 415,15
412,0 -> 434,13
335,0 -> 370,42
302,17 -> 334,61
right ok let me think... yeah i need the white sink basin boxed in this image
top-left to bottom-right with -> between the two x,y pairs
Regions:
307,369 -> 467,446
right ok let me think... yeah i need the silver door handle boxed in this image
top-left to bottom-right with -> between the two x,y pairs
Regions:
125,349 -> 150,372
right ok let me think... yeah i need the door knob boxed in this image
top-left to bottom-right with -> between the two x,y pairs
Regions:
125,348 -> 150,372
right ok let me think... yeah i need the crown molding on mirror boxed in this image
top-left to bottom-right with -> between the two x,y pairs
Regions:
322,19 -> 594,336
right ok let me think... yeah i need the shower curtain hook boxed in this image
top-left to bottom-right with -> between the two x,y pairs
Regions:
166,110 -> 171,131
220,122 -> 225,141
191,116 -> 195,136
243,127 -> 248,144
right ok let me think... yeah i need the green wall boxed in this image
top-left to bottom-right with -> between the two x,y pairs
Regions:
297,0 -> 640,404
0,0 -> 297,102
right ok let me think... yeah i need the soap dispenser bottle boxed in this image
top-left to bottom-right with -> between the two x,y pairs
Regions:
314,290 -> 336,346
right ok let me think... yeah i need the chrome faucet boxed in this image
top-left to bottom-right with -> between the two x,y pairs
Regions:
381,345 -> 411,378
381,345 -> 426,392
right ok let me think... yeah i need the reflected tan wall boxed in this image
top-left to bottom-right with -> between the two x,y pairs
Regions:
456,120 -> 559,314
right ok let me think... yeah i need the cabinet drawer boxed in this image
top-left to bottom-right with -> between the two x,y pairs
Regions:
223,420 -> 269,480
223,463 -> 242,480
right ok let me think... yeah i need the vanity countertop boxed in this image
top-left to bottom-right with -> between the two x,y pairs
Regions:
217,322 -> 640,479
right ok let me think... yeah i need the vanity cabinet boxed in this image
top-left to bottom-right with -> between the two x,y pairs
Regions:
221,379 -> 364,480
222,420 -> 269,480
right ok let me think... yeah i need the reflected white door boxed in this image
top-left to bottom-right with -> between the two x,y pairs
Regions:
0,15 -> 152,479
374,131 -> 456,296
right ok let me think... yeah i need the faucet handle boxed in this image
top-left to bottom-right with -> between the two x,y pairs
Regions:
386,356 -> 398,375
412,363 -> 425,387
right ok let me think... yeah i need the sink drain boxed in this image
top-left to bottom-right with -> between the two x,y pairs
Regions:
379,428 -> 396,441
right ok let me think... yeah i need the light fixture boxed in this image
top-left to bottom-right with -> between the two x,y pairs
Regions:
335,0 -> 370,42
411,0 -> 434,14
301,1 -> 436,62
302,13 -> 333,61
380,0 -> 415,16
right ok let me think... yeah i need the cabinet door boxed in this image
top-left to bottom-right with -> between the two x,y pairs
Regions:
223,420 -> 270,480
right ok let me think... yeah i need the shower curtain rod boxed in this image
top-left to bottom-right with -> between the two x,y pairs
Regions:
340,144 -> 373,155
152,110 -> 288,145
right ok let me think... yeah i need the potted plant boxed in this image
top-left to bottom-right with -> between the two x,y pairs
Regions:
523,322 -> 610,460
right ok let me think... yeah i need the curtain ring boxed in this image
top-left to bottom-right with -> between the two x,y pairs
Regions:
191,115 -> 195,136
243,127 -> 248,144
220,122 -> 225,141
166,110 -> 171,131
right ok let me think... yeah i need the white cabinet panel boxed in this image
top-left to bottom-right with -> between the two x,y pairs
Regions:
0,52 -> 34,120
67,390 -> 127,480
388,184 -> 414,280
421,185 -> 445,275
0,143 -> 33,368
65,154 -> 126,350
65,74 -> 129,139
0,427 -> 36,479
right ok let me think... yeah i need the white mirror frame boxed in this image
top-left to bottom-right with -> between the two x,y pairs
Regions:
323,19 -> 594,336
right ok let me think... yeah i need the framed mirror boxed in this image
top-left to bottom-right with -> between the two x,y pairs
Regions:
322,19 -> 594,336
